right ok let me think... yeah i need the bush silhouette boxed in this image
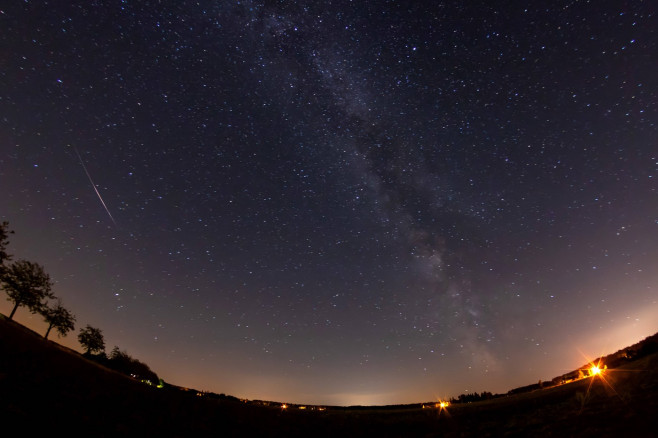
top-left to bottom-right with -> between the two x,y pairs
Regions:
108,346 -> 159,384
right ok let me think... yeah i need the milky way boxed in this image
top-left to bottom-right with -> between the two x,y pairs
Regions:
1,1 -> 656,405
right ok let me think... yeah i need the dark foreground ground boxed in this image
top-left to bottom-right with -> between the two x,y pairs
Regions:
1,315 -> 657,437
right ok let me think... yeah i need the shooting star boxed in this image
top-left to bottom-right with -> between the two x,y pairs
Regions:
73,146 -> 117,226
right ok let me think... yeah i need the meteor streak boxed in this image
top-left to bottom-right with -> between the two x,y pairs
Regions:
73,146 -> 117,226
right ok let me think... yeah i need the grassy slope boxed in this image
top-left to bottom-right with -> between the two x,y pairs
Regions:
1,314 -> 656,437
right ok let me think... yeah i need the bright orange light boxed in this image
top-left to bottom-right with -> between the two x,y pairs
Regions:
281,404 -> 288,410
434,400 -> 451,417
590,365 -> 601,376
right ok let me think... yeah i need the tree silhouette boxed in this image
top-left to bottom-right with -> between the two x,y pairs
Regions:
1,259 -> 54,320
78,325 -> 105,354
42,299 -> 76,339
0,221 -> 13,271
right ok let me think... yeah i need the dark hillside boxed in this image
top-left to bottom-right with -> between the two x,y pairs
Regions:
1,315 -> 657,437
0,315 -> 274,436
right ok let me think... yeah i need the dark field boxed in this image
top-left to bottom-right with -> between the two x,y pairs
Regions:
1,315 -> 656,437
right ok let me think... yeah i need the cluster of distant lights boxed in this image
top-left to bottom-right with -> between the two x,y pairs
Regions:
197,361 -> 609,414
201,359 -> 613,414
160,361 -> 610,411
280,402 -> 451,412
280,404 -> 325,411
190,362 -> 608,411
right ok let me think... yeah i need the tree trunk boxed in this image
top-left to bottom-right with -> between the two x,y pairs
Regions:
9,302 -> 19,320
44,324 -> 53,339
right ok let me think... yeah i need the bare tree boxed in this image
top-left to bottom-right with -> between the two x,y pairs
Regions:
78,325 -> 105,355
42,299 -> 76,339
1,259 -> 54,319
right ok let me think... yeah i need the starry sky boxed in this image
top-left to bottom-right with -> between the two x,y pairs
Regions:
1,1 -> 657,406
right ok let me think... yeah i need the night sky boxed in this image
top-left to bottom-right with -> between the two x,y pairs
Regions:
1,1 -> 657,406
